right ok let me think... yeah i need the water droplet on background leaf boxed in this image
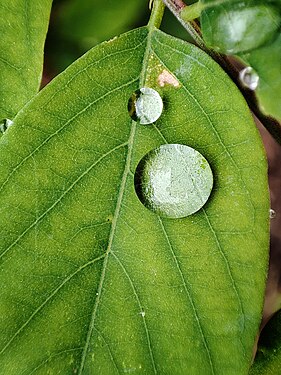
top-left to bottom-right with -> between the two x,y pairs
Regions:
134,144 -> 213,218
239,67 -> 259,90
128,87 -> 163,125
201,4 -> 281,54
0,118 -> 13,133
270,208 -> 276,219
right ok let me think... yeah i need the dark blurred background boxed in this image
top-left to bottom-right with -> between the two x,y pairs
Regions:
43,0 -> 195,84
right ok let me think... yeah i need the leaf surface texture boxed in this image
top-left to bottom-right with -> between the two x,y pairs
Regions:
0,27 -> 269,374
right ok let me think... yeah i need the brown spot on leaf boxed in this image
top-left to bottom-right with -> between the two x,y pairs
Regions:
157,69 -> 180,88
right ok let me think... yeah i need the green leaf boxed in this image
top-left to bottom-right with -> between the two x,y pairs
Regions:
238,32 -> 281,121
251,311 -> 281,374
0,27 -> 269,374
200,0 -> 281,54
0,0 -> 53,121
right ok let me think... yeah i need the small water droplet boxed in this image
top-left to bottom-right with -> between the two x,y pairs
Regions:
134,144 -> 213,218
128,87 -> 163,125
239,67 -> 259,90
0,118 -> 13,133
270,208 -> 276,219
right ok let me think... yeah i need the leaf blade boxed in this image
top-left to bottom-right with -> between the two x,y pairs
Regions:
0,27 -> 269,374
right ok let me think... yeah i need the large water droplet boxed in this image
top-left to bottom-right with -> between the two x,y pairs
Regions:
0,118 -> 13,133
239,67 -> 259,90
128,87 -> 163,125
134,144 -> 213,218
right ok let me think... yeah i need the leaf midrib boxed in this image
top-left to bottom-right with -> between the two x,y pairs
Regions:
0,30 -> 150,367
76,120 -> 137,374
77,27 -> 158,374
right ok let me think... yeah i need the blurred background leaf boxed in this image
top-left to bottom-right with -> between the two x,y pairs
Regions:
238,32 -> 281,122
44,0 -> 148,79
0,0 -> 52,121
251,310 -> 281,374
197,0 -> 281,122
200,0 -> 281,54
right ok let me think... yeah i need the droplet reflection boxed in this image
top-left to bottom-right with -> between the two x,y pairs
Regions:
134,144 -> 213,218
128,87 -> 163,125
239,67 -> 259,90
270,208 -> 276,219
0,118 -> 13,133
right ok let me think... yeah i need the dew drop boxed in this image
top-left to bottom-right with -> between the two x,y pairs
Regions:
270,208 -> 276,219
0,118 -> 13,133
239,67 -> 259,90
134,144 -> 213,218
128,87 -> 163,125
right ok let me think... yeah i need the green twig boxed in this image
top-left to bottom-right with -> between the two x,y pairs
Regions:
148,0 -> 165,30
162,0 -> 205,48
180,1 -> 204,21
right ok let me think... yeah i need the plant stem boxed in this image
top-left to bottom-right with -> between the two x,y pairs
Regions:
162,0 -> 205,48
148,0 -> 165,30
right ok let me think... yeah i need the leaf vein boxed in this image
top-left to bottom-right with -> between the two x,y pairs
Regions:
77,121 -> 137,374
23,347 -> 83,375
0,142 -> 128,260
0,77 -> 138,194
92,327 -> 120,374
40,37 -> 148,109
158,216 -> 215,374
152,97 -> 247,356
112,252 -> 157,374
0,256 -> 105,356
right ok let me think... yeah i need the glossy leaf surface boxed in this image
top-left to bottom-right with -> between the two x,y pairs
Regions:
0,27 -> 269,374
200,1 -> 280,54
0,0 -> 53,121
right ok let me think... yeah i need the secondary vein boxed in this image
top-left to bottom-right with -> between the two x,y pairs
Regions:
158,216 -> 215,375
